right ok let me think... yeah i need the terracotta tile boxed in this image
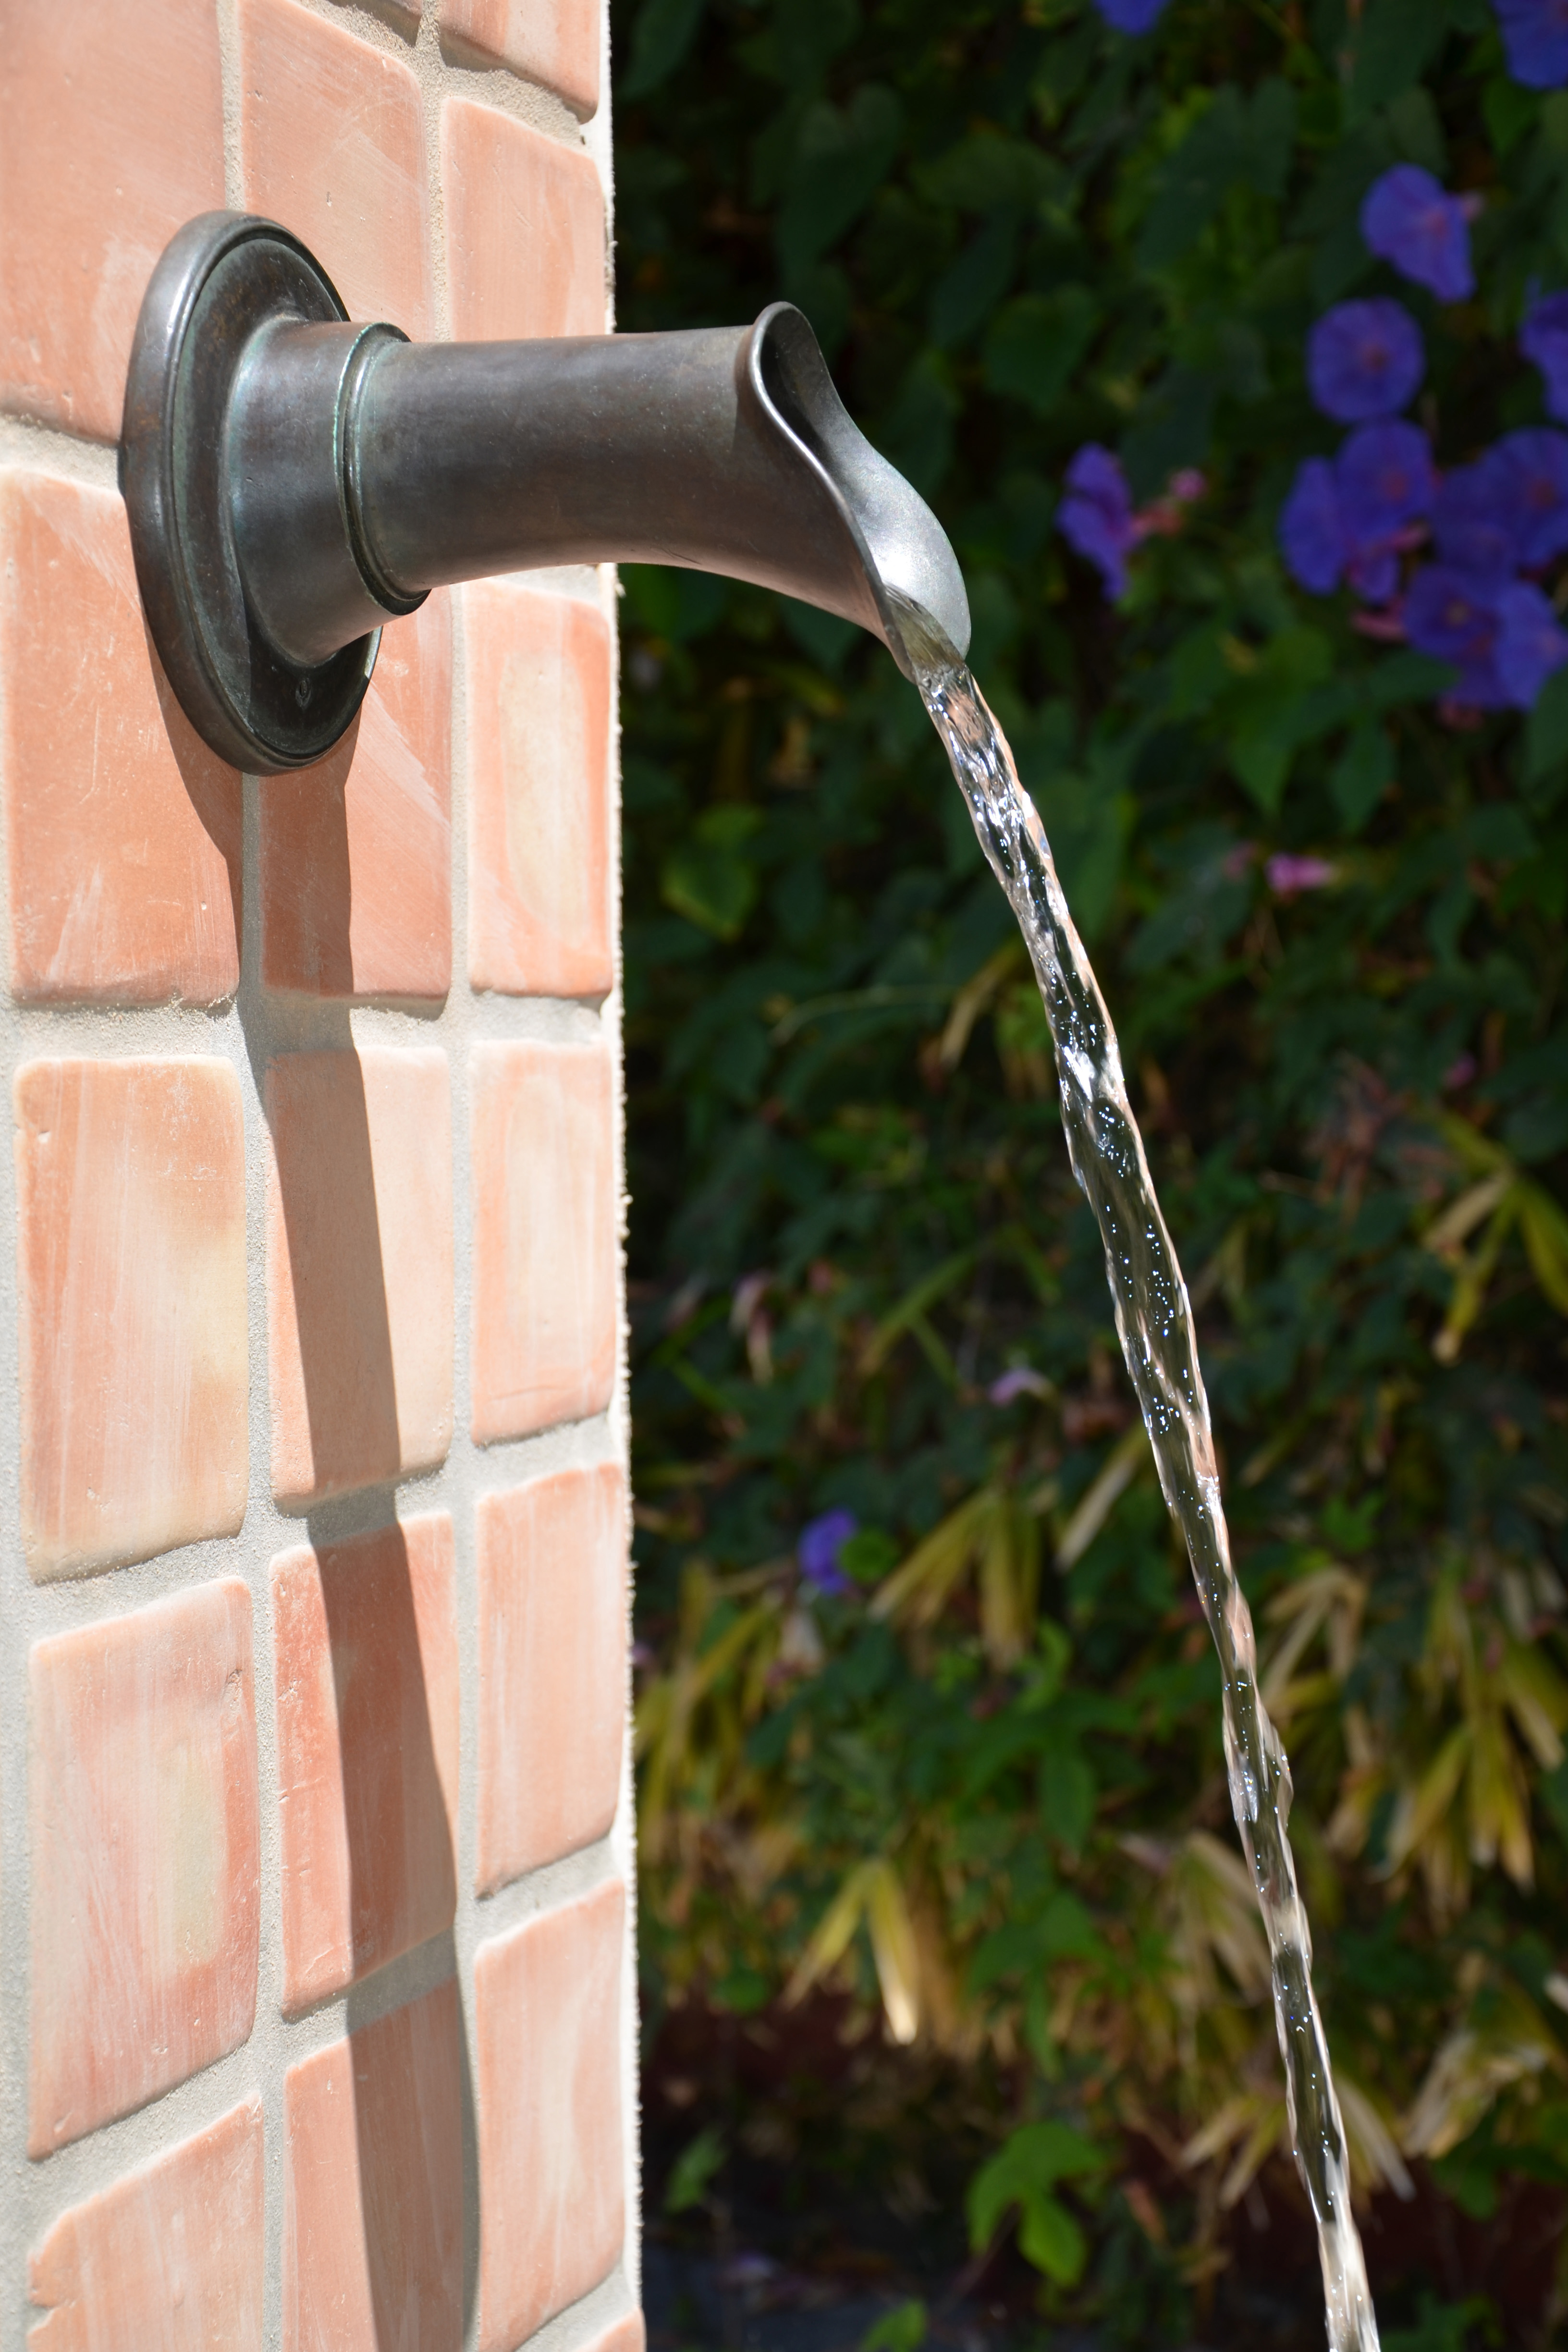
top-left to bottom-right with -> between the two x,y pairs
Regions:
0,0 -> 224,440
274,1514 -> 459,2012
0,471 -> 242,1006
284,1981 -> 465,2352
29,1581 -> 260,2156
16,1057 -> 249,1581
29,2101 -> 265,2352
267,1047 -> 454,1506
239,0 -> 433,336
586,2316 -> 648,2352
466,586 -> 614,1000
477,1465 -> 626,1895
441,0 -> 601,118
259,597 -> 452,1002
442,100 -> 606,343
475,1881 -> 626,2352
470,1041 -> 617,1445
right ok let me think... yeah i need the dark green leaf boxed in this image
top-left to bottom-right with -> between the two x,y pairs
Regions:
1331,722 -> 1396,833
1347,0 -> 1449,123
981,287 -> 1099,418
621,0 -> 705,101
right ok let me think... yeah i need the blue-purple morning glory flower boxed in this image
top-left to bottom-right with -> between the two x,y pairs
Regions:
1336,419 -> 1434,596
798,1509 -> 858,1595
1091,0 -> 1170,29
1430,453 -> 1529,584
1308,299 -> 1426,423
1495,579 -> 1568,704
1404,566 -> 1500,662
1361,166 -> 1476,303
1280,424 -> 1433,602
1404,568 -> 1511,707
1496,427 -> 1568,565
1279,457 -> 1347,593
1521,291 -> 1568,422
1058,443 -> 1141,600
1494,0 -> 1568,89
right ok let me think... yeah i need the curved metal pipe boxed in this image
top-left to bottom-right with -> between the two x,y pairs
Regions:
122,212 -> 969,774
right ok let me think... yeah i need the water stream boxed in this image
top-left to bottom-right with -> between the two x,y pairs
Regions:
897,602 -> 1379,2352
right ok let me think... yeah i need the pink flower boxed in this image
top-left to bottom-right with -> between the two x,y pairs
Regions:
1134,467 -> 1209,539
1266,854 -> 1336,898
1353,606 -> 1409,641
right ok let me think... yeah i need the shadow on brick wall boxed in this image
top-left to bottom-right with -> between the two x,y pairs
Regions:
222,725 -> 479,2348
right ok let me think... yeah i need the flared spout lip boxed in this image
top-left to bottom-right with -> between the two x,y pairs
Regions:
745,302 -> 970,680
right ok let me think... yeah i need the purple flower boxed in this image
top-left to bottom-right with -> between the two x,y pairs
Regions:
1430,453 -> 1529,584
1092,0 -> 1170,28
1495,579 -> 1568,705
990,1365 -> 1053,1405
1360,166 -> 1476,303
798,1509 -> 858,1596
1337,419 -> 1435,597
1403,567 -> 1511,707
1338,423 -> 1434,534
1403,565 -> 1499,661
1494,0 -> 1568,88
1308,299 -> 1426,424
1059,443 -> 1140,600
1521,291 -> 1568,421
1280,424 -> 1433,603
1280,457 -> 1348,592
1266,855 -> 1336,898
1494,428 -> 1568,565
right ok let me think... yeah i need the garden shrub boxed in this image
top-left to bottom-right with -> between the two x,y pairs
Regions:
613,1 -> 1568,2338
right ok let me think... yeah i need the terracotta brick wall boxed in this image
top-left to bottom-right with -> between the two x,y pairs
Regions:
0,3 -> 638,2347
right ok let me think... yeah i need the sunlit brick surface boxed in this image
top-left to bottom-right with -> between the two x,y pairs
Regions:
442,0 -> 602,119
16,1057 -> 249,1579
470,1039 -> 618,1443
29,2102 -> 265,2352
478,1464 -> 627,1893
238,0 -> 434,336
467,584 -> 615,1000
0,472 -> 242,1006
29,1582 -> 260,2153
6,5 -> 630,2340
443,99 -> 608,342
0,0 -> 224,440
476,1881 -> 627,2352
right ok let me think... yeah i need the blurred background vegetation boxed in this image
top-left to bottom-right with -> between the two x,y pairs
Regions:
609,2 -> 1568,2343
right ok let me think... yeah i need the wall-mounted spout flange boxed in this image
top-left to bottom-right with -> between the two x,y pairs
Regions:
122,212 -> 970,775
121,213 -> 389,773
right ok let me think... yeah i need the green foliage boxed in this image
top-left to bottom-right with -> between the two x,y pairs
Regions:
665,2122 -> 728,2213
1383,2295 -> 1501,2352
614,0 -> 1568,2331
858,2300 -> 928,2352
968,2119 -> 1106,2284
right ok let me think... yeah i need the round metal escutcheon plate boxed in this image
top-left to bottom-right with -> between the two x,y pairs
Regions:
120,210 -> 380,774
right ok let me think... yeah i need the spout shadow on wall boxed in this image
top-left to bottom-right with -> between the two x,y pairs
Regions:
230,759 -> 478,2350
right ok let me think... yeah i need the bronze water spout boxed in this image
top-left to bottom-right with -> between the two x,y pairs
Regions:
122,211 -> 970,774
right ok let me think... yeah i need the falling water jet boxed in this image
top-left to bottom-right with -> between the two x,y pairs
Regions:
893,595 -> 1380,2352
